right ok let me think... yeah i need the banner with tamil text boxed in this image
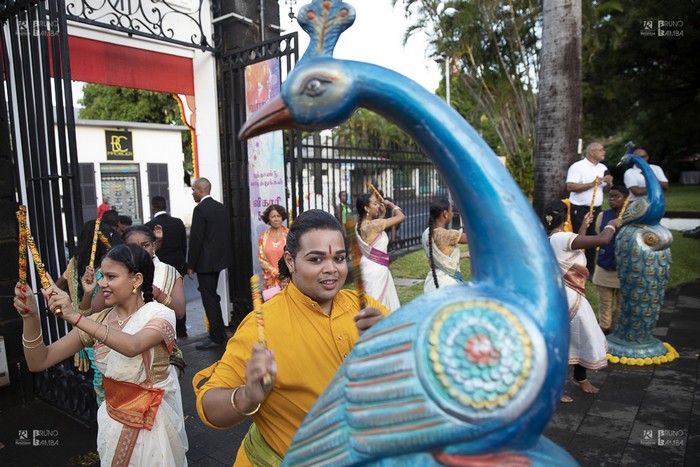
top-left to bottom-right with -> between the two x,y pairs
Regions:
245,58 -> 286,278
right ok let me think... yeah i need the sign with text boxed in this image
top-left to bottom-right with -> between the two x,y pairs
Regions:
245,58 -> 285,278
105,130 -> 134,160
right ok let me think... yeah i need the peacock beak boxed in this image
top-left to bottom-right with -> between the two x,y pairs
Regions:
238,96 -> 293,140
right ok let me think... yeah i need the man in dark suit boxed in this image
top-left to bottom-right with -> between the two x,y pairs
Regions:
146,196 -> 188,338
188,178 -> 233,349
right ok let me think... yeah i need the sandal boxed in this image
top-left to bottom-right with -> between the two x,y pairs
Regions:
560,394 -> 573,403
571,378 -> 599,394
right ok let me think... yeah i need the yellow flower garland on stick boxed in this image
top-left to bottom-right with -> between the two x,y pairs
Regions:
606,341 -> 679,366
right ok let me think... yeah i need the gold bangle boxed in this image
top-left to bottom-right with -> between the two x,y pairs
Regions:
230,386 -> 260,416
162,294 -> 172,308
22,331 -> 43,344
22,339 -> 44,349
78,305 -> 91,315
97,324 -> 110,344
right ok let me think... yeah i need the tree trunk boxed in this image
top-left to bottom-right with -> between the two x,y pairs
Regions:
533,0 -> 582,217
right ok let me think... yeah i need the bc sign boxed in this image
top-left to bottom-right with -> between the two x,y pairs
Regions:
105,130 -> 134,160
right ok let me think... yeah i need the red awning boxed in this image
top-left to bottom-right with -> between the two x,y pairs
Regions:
68,36 -> 194,95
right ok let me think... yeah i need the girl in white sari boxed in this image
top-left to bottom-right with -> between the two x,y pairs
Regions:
355,193 -> 405,311
123,225 -> 187,379
542,200 -> 621,402
14,244 -> 188,466
422,197 -> 469,292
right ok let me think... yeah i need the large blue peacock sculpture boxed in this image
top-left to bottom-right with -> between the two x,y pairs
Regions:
240,1 -> 576,465
607,144 -> 677,365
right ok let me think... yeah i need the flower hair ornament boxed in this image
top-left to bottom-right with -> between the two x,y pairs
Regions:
545,214 -> 553,226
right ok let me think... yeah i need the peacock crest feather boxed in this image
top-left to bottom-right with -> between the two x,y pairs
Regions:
298,0 -> 355,62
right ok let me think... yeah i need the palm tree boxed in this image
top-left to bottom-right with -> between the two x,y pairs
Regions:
533,0 -> 582,216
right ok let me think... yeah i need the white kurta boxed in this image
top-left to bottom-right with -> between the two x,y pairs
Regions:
550,232 -> 608,370
93,302 -> 188,466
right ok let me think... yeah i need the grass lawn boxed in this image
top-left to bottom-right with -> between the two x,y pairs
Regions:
597,183 -> 698,213
391,232 -> 700,308
664,184 -> 700,212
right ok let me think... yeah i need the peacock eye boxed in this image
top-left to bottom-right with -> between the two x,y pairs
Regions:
302,78 -> 327,97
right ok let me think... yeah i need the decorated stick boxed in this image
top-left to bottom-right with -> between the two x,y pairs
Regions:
27,233 -> 61,315
618,195 -> 631,220
368,183 -> 384,202
345,216 -> 367,310
97,230 -> 112,249
250,275 -> 272,392
16,206 -> 28,285
89,218 -> 101,269
589,176 -> 600,215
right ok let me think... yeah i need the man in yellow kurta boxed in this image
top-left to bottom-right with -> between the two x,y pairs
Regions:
193,210 -> 389,466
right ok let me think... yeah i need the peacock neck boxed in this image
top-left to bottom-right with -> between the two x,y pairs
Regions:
351,61 -> 561,321
629,155 -> 665,224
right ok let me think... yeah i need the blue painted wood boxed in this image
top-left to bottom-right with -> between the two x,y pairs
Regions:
240,1 -> 575,465
609,152 -> 673,360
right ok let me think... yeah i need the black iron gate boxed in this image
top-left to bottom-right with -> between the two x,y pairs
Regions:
219,32 -> 453,323
290,137 -> 449,251
219,33 -> 300,324
1,0 -> 216,426
0,0 -> 91,421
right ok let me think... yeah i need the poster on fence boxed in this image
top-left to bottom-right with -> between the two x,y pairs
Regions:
245,58 -> 286,278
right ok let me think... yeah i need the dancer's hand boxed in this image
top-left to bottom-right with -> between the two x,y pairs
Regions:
81,266 -> 97,297
244,344 -> 277,404
14,282 -> 39,319
579,212 -> 594,235
355,306 -> 385,335
41,274 -> 78,322
606,218 -> 623,232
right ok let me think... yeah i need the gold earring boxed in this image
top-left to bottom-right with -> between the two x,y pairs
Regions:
132,285 -> 138,295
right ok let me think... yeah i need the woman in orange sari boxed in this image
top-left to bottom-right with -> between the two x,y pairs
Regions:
14,244 -> 187,466
257,204 -> 289,292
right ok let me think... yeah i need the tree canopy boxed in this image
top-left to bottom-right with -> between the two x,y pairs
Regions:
398,0 -> 698,191
396,0 -> 540,194
78,84 -> 183,123
78,84 -> 193,172
582,0 -> 699,175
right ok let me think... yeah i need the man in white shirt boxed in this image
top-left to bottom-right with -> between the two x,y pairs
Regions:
624,148 -> 669,200
566,142 -> 614,275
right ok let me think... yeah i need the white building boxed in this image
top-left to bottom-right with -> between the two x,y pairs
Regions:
73,119 -> 196,226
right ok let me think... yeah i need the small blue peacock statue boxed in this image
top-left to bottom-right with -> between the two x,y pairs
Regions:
240,1 -> 576,465
607,144 -> 677,365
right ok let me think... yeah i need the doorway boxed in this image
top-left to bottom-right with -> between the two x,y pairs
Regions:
100,163 -> 143,223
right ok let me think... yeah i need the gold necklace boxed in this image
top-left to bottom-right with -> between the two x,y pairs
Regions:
114,300 -> 143,328
116,314 -> 132,328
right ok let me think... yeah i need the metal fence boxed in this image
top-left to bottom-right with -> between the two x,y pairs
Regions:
287,133 -> 451,251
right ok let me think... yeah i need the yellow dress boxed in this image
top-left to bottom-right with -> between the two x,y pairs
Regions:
194,281 -> 389,465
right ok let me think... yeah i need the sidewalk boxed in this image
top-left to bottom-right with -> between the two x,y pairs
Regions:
1,278 -> 697,466
544,280 -> 700,466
